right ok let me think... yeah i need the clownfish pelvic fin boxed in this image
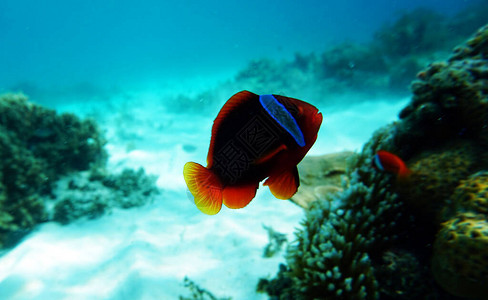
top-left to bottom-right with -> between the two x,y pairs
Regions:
263,166 -> 300,200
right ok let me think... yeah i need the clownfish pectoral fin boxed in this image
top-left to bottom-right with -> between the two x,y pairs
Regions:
263,166 -> 299,200
183,162 -> 223,215
223,183 -> 259,209
397,166 -> 412,181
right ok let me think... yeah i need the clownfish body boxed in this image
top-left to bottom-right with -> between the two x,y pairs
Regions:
183,90 -> 322,215
373,150 -> 411,179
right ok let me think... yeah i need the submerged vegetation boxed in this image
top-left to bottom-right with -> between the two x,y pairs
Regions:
179,277 -> 232,300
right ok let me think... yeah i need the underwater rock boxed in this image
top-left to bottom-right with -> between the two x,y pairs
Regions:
291,151 -> 354,209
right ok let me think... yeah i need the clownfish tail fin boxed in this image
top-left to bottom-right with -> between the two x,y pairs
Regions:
183,162 -> 223,215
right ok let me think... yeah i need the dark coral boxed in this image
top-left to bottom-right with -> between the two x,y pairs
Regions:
0,93 -> 159,249
374,249 -> 435,299
0,93 -> 106,247
398,24 -> 488,149
399,140 -> 488,224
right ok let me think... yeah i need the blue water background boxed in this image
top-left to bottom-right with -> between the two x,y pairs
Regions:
0,0 -> 476,103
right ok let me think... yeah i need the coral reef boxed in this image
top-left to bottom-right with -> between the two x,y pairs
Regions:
281,138 -> 404,299
0,93 -> 158,248
398,140 -> 487,223
50,168 -> 159,225
398,23 -> 488,149
0,93 -> 106,247
374,8 -> 448,58
261,23 -> 488,300
167,3 -> 488,115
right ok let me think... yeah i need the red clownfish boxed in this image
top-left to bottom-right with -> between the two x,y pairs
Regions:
183,90 -> 323,215
372,150 -> 411,179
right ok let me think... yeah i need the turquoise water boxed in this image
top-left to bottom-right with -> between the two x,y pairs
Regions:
0,0 -> 477,101
0,1 -> 487,299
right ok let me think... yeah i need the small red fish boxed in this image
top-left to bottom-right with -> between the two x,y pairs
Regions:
372,150 -> 411,179
183,90 -> 323,215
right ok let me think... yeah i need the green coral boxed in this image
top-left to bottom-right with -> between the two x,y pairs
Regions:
282,137 -> 401,299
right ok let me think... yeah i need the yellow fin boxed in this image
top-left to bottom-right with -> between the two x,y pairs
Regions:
183,162 -> 223,215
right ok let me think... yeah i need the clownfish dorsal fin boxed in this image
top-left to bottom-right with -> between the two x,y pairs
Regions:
259,94 -> 305,147
223,182 -> 259,209
263,166 -> 300,199
183,161 -> 223,215
207,90 -> 258,167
